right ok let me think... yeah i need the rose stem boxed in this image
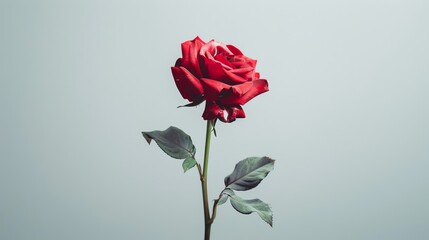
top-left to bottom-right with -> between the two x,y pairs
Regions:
201,120 -> 213,240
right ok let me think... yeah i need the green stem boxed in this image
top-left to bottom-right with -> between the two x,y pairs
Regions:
210,199 -> 220,224
203,120 -> 212,177
201,120 -> 213,240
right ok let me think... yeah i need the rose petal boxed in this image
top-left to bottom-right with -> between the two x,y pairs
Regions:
254,72 -> 260,79
200,78 -> 245,101
200,40 -> 233,59
227,66 -> 256,82
234,79 -> 269,105
223,69 -> 249,84
203,58 -> 228,81
229,67 -> 254,75
220,79 -> 269,105
203,58 -> 248,84
226,44 -> 244,56
181,36 -> 205,77
202,101 -> 246,123
225,105 -> 246,122
174,58 -> 183,67
214,54 -> 235,69
171,66 -> 204,101
202,101 -> 226,122
229,56 -> 257,71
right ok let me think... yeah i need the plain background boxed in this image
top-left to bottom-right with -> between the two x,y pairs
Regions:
1,0 -> 428,239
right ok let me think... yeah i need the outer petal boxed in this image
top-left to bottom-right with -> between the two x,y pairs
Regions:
202,101 -> 226,122
220,79 -> 269,105
171,66 -> 204,101
225,105 -> 246,122
202,101 -> 246,123
200,78 -> 240,101
181,36 -> 205,77
201,78 -> 269,106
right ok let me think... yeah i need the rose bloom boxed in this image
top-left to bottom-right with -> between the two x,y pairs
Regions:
171,36 -> 269,123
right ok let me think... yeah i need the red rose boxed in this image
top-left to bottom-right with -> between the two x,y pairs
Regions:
171,36 -> 269,123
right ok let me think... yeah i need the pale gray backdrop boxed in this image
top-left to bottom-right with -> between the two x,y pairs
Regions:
1,0 -> 428,239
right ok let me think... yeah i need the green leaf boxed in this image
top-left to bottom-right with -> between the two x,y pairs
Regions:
142,126 -> 196,159
217,189 -> 234,205
182,157 -> 197,172
224,157 -> 275,191
229,193 -> 273,227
